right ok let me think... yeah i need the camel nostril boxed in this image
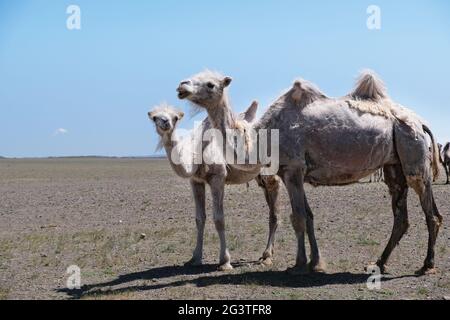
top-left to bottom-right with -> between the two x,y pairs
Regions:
180,80 -> 190,86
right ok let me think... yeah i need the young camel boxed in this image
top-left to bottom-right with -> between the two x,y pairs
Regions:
177,70 -> 442,275
148,102 -> 282,270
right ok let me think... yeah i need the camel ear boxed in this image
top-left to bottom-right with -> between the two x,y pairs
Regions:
244,100 -> 258,122
176,111 -> 184,121
222,76 -> 232,87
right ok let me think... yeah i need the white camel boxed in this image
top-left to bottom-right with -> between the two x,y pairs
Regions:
148,102 -> 283,269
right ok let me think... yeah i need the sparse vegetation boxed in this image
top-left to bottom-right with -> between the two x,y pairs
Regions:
0,158 -> 448,299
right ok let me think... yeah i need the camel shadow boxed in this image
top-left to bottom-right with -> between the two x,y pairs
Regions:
57,263 -> 219,299
57,262 -> 416,299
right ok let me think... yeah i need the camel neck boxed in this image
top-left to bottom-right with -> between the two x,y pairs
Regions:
162,133 -> 177,150
207,97 -> 235,133
161,133 -> 195,178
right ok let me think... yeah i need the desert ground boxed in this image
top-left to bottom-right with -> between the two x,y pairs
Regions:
0,158 -> 448,300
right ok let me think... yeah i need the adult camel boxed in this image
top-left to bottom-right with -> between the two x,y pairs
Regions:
176,69 -> 442,275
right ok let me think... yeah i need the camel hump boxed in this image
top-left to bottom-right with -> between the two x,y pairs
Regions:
350,69 -> 387,101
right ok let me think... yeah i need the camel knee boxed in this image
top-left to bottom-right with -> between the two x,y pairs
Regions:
427,216 -> 441,236
196,216 -> 206,228
398,218 -> 410,236
290,214 -> 306,233
269,213 -> 279,227
258,175 -> 281,190
406,175 -> 426,196
214,218 -> 225,231
402,219 -> 410,233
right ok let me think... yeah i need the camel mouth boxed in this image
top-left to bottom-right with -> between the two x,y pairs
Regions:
177,84 -> 193,100
157,123 -> 171,131
177,91 -> 191,99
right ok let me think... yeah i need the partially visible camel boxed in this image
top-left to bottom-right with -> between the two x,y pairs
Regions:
177,69 -> 442,275
438,142 -> 450,184
148,102 -> 282,269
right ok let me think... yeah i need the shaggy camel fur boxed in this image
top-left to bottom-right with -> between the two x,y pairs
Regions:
148,102 -> 282,269
177,69 -> 442,275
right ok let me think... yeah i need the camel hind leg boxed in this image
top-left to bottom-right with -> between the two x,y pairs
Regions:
255,175 -> 281,265
376,164 -> 409,274
445,163 -> 450,184
406,176 -> 442,275
394,122 -> 442,274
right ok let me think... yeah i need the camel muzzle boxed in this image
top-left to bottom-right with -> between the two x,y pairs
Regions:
177,82 -> 193,99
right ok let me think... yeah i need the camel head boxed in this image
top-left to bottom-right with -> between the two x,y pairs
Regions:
148,104 -> 184,137
177,70 -> 232,109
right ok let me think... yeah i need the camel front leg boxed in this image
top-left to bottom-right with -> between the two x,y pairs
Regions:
282,169 -> 308,274
304,196 -> 325,273
256,175 -> 281,265
209,176 -> 233,271
185,180 -> 206,266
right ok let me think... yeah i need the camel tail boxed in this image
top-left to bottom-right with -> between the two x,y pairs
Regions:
350,69 -> 387,101
422,124 -> 440,181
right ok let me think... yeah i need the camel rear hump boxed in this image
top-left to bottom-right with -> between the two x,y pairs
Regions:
350,69 -> 387,101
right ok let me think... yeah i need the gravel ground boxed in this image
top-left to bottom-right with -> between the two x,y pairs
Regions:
0,158 -> 448,300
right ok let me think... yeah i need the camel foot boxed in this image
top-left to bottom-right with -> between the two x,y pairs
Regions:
217,262 -> 233,271
184,257 -> 202,267
415,266 -> 437,276
308,260 -> 326,273
259,257 -> 273,266
286,264 -> 309,275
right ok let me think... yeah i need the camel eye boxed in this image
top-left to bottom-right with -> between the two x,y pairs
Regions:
207,82 -> 215,89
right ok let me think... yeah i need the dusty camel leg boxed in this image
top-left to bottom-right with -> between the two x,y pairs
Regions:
445,164 -> 450,184
185,180 -> 206,266
304,196 -> 325,272
209,176 -> 232,271
375,164 -> 409,274
256,175 -> 281,265
432,195 -> 443,226
282,169 -> 308,274
411,179 -> 441,275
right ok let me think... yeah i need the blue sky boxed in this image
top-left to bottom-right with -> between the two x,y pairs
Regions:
1,0 -> 449,157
